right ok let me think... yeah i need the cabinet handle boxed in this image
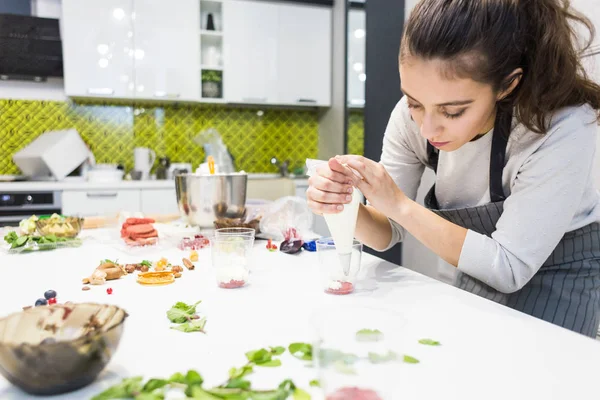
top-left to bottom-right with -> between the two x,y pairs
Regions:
297,99 -> 317,104
86,192 -> 118,198
87,88 -> 114,95
154,91 -> 180,98
242,97 -> 267,103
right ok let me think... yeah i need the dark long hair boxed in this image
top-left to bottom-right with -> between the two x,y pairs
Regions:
400,0 -> 600,134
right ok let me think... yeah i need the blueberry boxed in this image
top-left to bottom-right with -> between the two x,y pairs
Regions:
35,298 -> 48,306
44,290 -> 57,300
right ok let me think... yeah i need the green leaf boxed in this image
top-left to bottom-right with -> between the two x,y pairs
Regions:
318,349 -> 358,367
205,387 -> 250,399
141,260 -> 152,267
368,351 -> 398,364
403,355 -> 420,364
169,372 -> 186,384
189,386 -> 224,400
245,348 -> 272,364
270,346 -> 285,355
256,359 -> 281,367
185,370 -> 204,386
170,318 -> 207,333
229,365 -> 254,379
333,360 -> 356,375
288,343 -> 312,361
15,235 -> 29,247
142,379 -> 169,392
309,380 -> 320,388
4,231 -> 18,244
91,377 -> 144,400
135,393 -> 164,400
225,378 -> 251,390
167,301 -> 202,323
355,329 -> 384,342
293,388 -> 311,400
44,234 -> 57,243
249,390 -> 288,400
418,338 -> 441,346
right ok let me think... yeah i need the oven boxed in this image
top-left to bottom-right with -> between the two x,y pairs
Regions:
0,191 -> 62,226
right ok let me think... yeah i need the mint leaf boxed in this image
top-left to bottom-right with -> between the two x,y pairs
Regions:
142,379 -> 169,392
135,393 -> 164,400
256,359 -> 281,367
167,301 -> 202,323
288,343 -> 312,361
270,346 -> 285,355
170,318 -> 207,333
186,369 -> 204,386
205,387 -> 246,398
309,379 -> 320,387
229,365 -> 254,379
368,351 -> 397,364
4,231 -> 18,245
251,389 -> 289,400
418,338 -> 441,346
403,355 -> 420,364
225,378 -> 251,390
91,377 -> 143,400
355,329 -> 384,342
141,260 -> 152,267
189,386 -> 223,400
245,348 -> 272,363
293,388 -> 311,400
169,372 -> 186,383
333,360 -> 356,375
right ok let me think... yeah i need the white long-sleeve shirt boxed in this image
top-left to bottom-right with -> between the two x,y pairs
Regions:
381,96 -> 600,293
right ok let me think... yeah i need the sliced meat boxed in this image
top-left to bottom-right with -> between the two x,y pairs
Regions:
136,237 -> 158,246
124,224 -> 155,235
129,230 -> 158,239
126,217 -> 155,225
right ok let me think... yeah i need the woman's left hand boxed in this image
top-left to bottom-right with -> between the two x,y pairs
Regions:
334,155 -> 406,217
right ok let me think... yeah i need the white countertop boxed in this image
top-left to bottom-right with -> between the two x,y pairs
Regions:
0,175 -> 309,192
0,228 -> 599,399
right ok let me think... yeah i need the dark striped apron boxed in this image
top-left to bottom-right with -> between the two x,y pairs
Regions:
424,112 -> 600,337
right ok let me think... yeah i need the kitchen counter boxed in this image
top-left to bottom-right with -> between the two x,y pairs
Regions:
0,174 -> 309,193
0,228 -> 598,399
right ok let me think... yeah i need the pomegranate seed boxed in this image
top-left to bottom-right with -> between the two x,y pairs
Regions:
47,297 -> 57,305
107,288 -> 113,295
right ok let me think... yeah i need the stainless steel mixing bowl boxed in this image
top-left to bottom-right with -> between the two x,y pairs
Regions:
175,173 -> 248,228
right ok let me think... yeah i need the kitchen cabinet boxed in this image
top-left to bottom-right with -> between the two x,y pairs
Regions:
224,0 -> 332,106
276,3 -> 332,106
223,0 -> 279,104
61,0 -> 135,98
133,0 -> 201,101
140,189 -> 179,215
347,8 -> 366,107
62,189 -> 141,217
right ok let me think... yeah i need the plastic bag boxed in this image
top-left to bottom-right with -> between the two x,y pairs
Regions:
258,197 -> 314,241
193,127 -> 235,173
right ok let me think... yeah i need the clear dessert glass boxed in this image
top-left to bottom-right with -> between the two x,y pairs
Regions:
317,238 -> 362,295
210,229 -> 255,289
312,305 -> 406,400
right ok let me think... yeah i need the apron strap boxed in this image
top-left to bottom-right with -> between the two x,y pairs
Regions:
426,108 -> 512,202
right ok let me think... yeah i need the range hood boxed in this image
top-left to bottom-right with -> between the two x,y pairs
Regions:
0,14 -> 63,81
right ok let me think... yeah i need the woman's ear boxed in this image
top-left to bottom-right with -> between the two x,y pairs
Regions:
497,68 -> 524,100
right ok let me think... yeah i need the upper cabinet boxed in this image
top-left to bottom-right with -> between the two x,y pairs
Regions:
61,0 -> 135,98
224,0 -> 332,107
132,0 -> 201,101
62,0 -> 332,107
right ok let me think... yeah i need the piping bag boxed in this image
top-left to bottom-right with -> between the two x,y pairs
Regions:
306,158 -> 363,275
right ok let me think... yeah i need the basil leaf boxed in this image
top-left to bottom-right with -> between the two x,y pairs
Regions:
418,338 -> 441,346
403,355 -> 420,364
288,343 -> 312,361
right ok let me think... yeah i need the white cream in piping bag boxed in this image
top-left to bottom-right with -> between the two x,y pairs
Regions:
306,159 -> 363,275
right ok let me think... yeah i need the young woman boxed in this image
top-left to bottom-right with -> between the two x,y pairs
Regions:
307,0 -> 600,337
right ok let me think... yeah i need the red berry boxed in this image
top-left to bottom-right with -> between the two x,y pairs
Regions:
47,297 -> 57,305
107,288 -> 113,295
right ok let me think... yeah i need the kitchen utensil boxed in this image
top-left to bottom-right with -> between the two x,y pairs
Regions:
0,303 -> 127,396
156,156 -> 171,180
211,229 -> 255,288
317,238 -> 362,295
36,215 -> 84,238
168,163 -> 193,179
130,170 -> 143,180
175,173 -> 248,228
86,167 -> 124,182
12,129 -> 89,180
134,147 -> 156,180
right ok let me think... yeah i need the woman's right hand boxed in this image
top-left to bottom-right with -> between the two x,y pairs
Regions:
306,157 -> 355,215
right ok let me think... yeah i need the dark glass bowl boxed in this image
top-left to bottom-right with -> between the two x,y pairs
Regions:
0,303 -> 127,396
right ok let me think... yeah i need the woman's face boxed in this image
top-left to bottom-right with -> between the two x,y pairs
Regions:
400,56 -> 498,151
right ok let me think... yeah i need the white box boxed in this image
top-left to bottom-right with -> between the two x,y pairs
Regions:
12,129 -> 90,180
